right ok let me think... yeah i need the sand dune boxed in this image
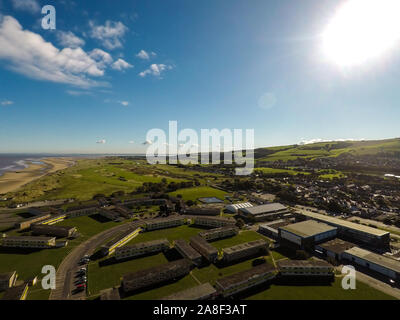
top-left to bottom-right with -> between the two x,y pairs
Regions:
0,157 -> 75,195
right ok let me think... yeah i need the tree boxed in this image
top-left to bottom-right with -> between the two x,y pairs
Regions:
235,218 -> 245,229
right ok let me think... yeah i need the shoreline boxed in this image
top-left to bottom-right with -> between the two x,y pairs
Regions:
0,157 -> 76,195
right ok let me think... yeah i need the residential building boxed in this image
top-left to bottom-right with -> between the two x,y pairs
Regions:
222,239 -> 268,262
1,236 -> 56,249
122,259 -> 192,293
190,235 -> 218,263
163,283 -> 217,300
277,260 -> 334,277
39,213 -> 67,225
184,207 -> 221,216
199,226 -> 239,242
66,205 -> 98,218
115,239 -> 170,260
174,239 -> 202,266
315,239 -> 356,261
101,227 -> 142,256
31,225 -> 76,238
99,287 -> 121,300
0,271 -> 17,292
192,216 -> 236,228
15,214 -> 51,230
1,283 -> 29,300
215,263 -> 277,297
144,216 -> 185,231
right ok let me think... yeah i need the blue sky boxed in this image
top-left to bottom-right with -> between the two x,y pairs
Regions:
0,0 -> 400,153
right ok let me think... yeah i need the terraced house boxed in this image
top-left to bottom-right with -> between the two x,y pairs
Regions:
1,236 -> 56,249
122,259 -> 193,293
199,226 -> 239,242
222,239 -> 268,262
144,216 -> 185,231
189,235 -> 219,263
215,263 -> 277,298
115,239 -> 170,260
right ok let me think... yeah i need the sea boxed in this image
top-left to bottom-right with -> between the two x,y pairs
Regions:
0,153 -> 144,176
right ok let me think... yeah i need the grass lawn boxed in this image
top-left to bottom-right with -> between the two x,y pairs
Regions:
123,274 -> 199,300
169,186 -> 228,202
255,167 -> 310,176
126,225 -> 207,245
211,231 -> 269,251
246,278 -> 397,300
88,253 -> 169,296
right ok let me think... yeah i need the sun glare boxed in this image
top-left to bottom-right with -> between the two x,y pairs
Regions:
322,0 -> 400,67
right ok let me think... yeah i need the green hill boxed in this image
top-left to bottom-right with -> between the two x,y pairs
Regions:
254,138 -> 400,162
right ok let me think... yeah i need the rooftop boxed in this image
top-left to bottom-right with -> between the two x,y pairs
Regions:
1,284 -> 27,300
277,259 -> 333,268
199,226 -> 238,237
145,216 -> 184,224
174,239 -> 202,260
318,239 -> 356,254
344,247 -> 400,273
280,220 -> 337,238
118,238 -> 169,251
190,235 -> 218,254
296,209 -> 390,237
0,271 -> 16,282
3,236 -> 56,241
104,227 -> 140,248
216,263 -> 276,288
163,283 -> 216,300
223,239 -> 267,255
240,203 -> 288,216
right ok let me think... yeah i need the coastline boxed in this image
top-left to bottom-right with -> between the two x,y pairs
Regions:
0,157 -> 76,195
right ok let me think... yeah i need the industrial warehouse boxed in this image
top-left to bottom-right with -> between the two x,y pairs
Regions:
278,220 -> 338,249
238,203 -> 290,221
296,209 -> 391,249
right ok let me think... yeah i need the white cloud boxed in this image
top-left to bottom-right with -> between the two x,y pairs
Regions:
111,58 -> 133,71
0,16 -> 109,88
0,100 -> 14,106
136,50 -> 156,60
11,0 -> 40,13
66,90 -> 92,96
129,140 -> 135,144
96,139 -> 106,144
143,140 -> 153,145
119,101 -> 129,106
258,92 -> 277,110
89,20 -> 128,50
57,31 -> 85,49
139,64 -> 173,78
89,48 -> 113,68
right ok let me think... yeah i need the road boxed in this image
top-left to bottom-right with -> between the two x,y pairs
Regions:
50,222 -> 135,300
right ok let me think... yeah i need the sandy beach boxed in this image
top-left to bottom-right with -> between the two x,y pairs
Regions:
0,158 -> 75,195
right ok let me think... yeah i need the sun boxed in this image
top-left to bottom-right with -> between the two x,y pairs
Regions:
322,0 -> 400,67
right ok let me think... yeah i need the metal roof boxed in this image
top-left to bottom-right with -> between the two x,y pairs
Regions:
344,247 -> 400,273
280,220 -> 337,238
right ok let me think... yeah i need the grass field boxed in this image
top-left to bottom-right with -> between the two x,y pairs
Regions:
169,186 -> 228,202
211,231 -> 269,251
246,278 -> 396,300
255,167 -> 310,175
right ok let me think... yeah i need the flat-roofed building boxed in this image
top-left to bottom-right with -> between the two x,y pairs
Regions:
184,207 -> 221,216
1,236 -> 56,249
121,198 -> 168,207
279,220 -> 337,250
113,206 -> 132,219
215,263 -> 276,297
115,239 -> 170,260
163,283 -> 217,300
296,208 -> 390,249
0,271 -> 17,292
239,203 -> 289,222
190,235 -> 218,263
66,205 -> 98,218
99,287 -> 121,300
277,260 -> 334,277
199,226 -> 239,242
192,216 -> 236,228
39,213 -> 67,225
31,225 -> 76,238
101,227 -> 142,256
1,283 -> 29,300
222,239 -> 268,262
122,259 -> 192,293
174,239 -> 202,266
342,247 -> 400,280
15,214 -> 51,230
225,202 -> 253,214
315,239 -> 356,261
144,216 -> 185,231
258,219 -> 293,239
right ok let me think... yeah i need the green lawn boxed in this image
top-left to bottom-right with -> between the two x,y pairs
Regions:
255,167 -> 310,176
169,186 -> 228,202
211,231 -> 269,251
246,278 -> 397,300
